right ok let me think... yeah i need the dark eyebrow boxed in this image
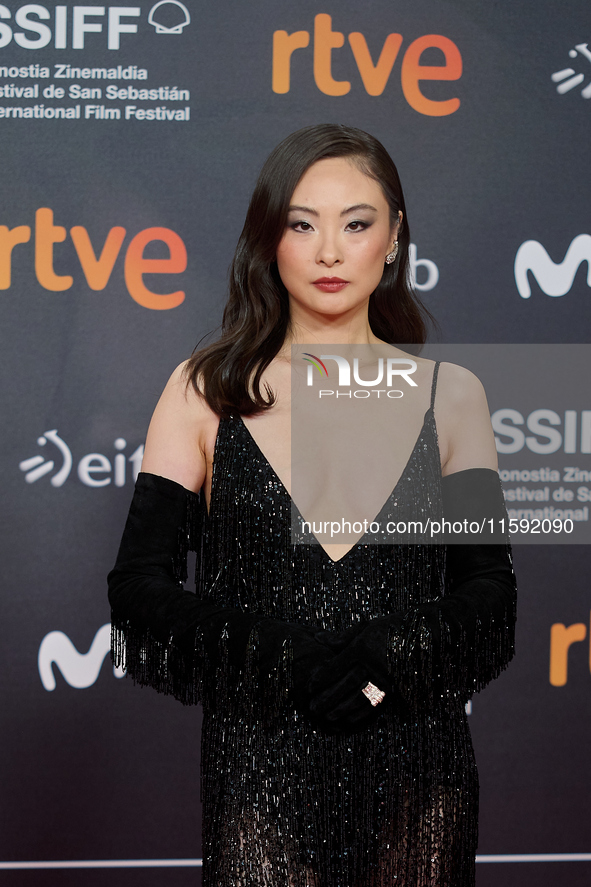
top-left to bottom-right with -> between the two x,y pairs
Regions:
287,205 -> 318,216
286,203 -> 378,216
340,203 -> 378,216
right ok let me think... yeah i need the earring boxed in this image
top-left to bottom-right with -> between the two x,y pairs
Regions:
385,242 -> 398,264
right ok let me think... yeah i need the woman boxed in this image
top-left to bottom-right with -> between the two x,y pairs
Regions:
108,124 -> 517,886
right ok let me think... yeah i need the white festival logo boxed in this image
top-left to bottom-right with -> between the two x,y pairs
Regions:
551,42 -> 591,98
514,234 -> 591,299
38,624 -> 125,691
148,1 -> 190,34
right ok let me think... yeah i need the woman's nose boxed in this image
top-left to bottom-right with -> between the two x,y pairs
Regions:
315,231 -> 343,266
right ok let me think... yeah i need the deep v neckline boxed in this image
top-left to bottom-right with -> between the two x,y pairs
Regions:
209,360 -> 441,564
229,409 -> 435,564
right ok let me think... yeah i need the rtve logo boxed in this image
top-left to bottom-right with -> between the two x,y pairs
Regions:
549,614 -> 591,687
0,2 -> 190,50
514,234 -> 591,300
273,14 -> 462,116
0,208 -> 187,309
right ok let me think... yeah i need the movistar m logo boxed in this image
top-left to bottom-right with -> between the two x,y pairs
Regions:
514,234 -> 591,299
38,624 -> 124,691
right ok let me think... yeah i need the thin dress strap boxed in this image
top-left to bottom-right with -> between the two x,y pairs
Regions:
430,360 -> 441,411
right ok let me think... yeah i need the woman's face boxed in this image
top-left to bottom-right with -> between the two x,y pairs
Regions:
276,156 -> 399,328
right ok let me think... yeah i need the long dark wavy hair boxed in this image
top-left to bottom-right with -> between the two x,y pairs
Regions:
185,123 -> 435,415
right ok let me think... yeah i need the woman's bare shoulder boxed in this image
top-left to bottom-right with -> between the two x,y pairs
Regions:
140,360 -> 220,493
434,361 -> 498,475
436,360 -> 488,410
377,351 -> 485,411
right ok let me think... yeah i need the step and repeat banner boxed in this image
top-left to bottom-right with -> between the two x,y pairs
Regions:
1,1 -> 590,884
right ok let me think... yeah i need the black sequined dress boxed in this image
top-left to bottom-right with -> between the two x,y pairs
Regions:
199,362 -> 466,887
111,361 -> 516,887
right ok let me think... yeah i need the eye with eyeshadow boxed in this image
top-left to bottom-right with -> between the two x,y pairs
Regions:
345,220 -> 371,232
288,220 -> 315,232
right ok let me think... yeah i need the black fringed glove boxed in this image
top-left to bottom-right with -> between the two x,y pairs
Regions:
108,472 -> 335,706
306,468 -> 517,728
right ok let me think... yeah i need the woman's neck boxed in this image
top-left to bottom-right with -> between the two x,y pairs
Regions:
284,311 -> 378,348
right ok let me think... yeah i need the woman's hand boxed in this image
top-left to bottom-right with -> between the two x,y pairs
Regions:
304,622 -> 392,733
304,469 -> 517,728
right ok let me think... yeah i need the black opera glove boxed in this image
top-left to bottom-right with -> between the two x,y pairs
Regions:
108,471 -> 334,705
306,468 -> 518,725
392,467 -> 517,707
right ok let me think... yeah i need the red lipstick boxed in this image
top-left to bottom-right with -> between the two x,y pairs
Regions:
312,277 -> 349,292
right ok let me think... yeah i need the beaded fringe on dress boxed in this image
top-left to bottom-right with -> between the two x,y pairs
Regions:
110,360 -> 516,887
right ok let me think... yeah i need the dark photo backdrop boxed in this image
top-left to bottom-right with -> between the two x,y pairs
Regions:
1,1 -> 590,884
